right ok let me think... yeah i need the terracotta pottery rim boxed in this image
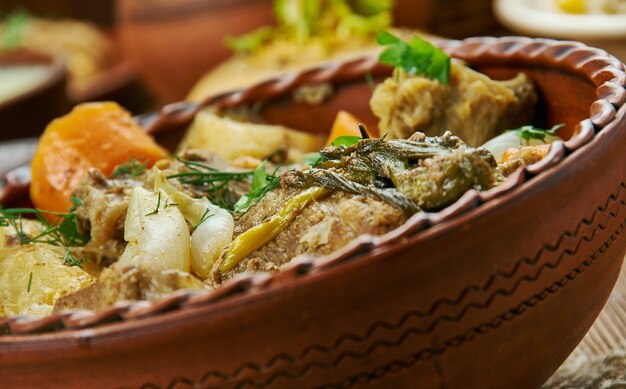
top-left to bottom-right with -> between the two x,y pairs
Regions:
1,36 -> 624,336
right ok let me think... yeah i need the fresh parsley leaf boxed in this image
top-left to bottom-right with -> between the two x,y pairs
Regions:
233,162 -> 281,214
377,31 -> 451,84
332,135 -> 362,147
506,124 -> 564,143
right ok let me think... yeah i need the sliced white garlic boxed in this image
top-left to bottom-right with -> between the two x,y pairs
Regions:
118,186 -> 191,272
154,170 -> 234,278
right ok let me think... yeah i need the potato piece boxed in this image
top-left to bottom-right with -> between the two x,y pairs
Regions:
178,111 -> 324,162
0,244 -> 94,318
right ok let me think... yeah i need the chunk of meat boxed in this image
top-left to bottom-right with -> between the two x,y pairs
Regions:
210,189 -> 407,286
392,148 -> 500,210
54,262 -> 206,312
369,60 -> 537,146
73,150 -> 249,263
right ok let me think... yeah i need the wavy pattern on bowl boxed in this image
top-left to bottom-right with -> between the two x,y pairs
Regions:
0,36 -> 625,336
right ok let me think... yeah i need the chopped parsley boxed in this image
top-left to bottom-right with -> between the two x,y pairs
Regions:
332,135 -> 363,147
377,30 -> 451,84
506,124 -> 564,143
232,162 -> 281,214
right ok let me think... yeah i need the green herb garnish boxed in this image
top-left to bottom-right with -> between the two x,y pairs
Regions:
194,208 -> 213,229
1,9 -> 30,50
0,201 -> 89,247
302,152 -> 323,167
232,162 -> 281,214
506,124 -> 564,143
145,191 -> 162,216
377,30 -> 450,84
110,159 -> 147,178
0,200 -> 90,267
167,158 -> 255,211
62,248 -> 87,267
332,135 -> 362,147
365,70 -> 375,91
26,271 -> 33,292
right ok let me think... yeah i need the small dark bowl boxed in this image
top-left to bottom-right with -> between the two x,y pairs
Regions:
0,37 -> 625,389
0,50 -> 69,140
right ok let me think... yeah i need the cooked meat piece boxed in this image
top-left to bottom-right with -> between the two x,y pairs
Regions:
391,148 -> 500,210
73,150 -> 250,263
498,144 -> 551,176
211,132 -> 502,285
54,262 -> 206,312
287,132 -> 502,212
74,168 -> 142,262
211,189 -> 407,286
369,60 -> 537,146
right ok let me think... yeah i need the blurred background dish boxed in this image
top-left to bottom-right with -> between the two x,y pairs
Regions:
115,0 -> 277,103
494,0 -> 626,61
0,49 -> 68,140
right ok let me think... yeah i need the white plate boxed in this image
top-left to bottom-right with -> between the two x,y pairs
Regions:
494,0 -> 626,39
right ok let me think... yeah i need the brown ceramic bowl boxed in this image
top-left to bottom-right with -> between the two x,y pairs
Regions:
0,50 -> 68,140
0,37 -> 625,389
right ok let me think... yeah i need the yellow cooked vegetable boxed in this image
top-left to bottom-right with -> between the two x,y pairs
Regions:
178,111 -> 324,163
220,187 -> 330,274
0,244 -> 94,317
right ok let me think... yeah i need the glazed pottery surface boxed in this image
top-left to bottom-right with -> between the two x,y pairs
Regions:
0,37 -> 625,389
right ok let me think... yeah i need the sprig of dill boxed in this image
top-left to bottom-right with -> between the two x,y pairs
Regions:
0,198 -> 90,266
167,158 -> 258,212
110,159 -> 147,178
194,208 -> 214,229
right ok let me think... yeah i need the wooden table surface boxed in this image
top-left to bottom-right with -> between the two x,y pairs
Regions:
1,140 -> 625,387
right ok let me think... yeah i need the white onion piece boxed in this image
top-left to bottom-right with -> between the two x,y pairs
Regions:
118,186 -> 191,272
154,171 -> 234,278
482,131 -> 561,163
